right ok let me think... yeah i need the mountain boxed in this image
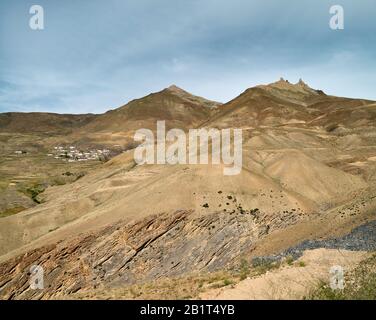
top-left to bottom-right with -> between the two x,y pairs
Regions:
84,85 -> 219,131
71,85 -> 221,146
207,78 -> 375,131
0,86 -> 220,146
0,86 -> 221,225
1,79 -> 376,299
0,112 -> 96,134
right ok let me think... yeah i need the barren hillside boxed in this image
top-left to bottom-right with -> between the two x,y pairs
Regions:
1,79 -> 375,299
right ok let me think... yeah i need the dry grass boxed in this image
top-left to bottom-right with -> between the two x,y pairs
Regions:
308,252 -> 376,300
71,270 -> 240,300
68,257 -> 294,300
0,206 -> 26,218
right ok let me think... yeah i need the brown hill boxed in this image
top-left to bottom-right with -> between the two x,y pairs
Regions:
1,79 -> 376,299
71,85 -> 220,146
206,78 -> 376,132
0,112 -> 96,134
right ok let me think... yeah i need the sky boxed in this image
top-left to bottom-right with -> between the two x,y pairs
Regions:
0,0 -> 375,114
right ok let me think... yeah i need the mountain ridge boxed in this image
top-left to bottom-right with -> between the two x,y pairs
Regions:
1,78 -> 376,299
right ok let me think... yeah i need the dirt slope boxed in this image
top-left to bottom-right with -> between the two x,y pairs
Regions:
1,79 -> 376,299
200,249 -> 369,300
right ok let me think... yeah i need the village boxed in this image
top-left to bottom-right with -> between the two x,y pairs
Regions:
47,146 -> 111,162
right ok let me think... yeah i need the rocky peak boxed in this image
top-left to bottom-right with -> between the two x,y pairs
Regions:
165,84 -> 221,108
166,84 -> 188,95
296,78 -> 310,88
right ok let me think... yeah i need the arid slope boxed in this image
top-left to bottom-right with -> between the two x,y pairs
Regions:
1,79 -> 376,299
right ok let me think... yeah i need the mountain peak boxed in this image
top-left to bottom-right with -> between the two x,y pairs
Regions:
296,78 -> 310,88
277,77 -> 289,83
256,78 -> 322,96
164,85 -> 221,108
250,78 -> 327,104
166,84 -> 187,94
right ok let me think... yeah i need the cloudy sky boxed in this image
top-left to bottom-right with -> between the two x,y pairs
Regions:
0,0 -> 375,113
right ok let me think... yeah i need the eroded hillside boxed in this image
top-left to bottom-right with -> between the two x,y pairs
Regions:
1,79 -> 376,299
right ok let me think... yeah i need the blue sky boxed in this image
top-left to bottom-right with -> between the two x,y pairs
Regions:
0,0 -> 375,114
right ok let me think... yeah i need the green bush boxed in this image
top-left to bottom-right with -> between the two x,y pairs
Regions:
286,256 -> 294,265
26,184 -> 45,204
223,279 -> 234,286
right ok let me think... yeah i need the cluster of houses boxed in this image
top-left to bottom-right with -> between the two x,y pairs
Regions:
48,146 -> 111,162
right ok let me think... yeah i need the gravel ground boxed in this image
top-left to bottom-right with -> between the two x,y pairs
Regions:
252,219 -> 376,266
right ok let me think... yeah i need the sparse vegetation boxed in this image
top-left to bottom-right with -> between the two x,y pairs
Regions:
72,270 -> 240,300
75,172 -> 86,181
253,260 -> 281,275
308,253 -> 376,300
222,278 -> 234,286
286,256 -> 294,265
298,261 -> 306,267
25,184 -> 45,204
2,79 -> 376,300
0,206 -> 26,218
52,178 -> 66,186
239,258 -> 250,280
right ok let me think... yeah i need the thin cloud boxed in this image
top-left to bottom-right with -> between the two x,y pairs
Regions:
0,0 -> 375,113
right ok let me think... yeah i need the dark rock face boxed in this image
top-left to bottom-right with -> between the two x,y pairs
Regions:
252,219 -> 376,266
0,207 -> 300,300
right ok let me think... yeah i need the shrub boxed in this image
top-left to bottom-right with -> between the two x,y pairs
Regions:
223,279 -> 234,286
298,261 -> 306,267
308,253 -> 376,300
286,256 -> 294,265
239,259 -> 250,280
26,184 -> 45,204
